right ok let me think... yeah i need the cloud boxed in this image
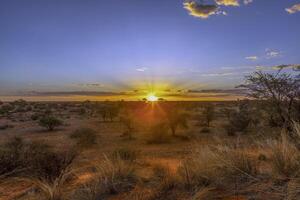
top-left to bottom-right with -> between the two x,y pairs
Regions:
136,67 -> 148,72
215,0 -> 239,6
183,1 -> 220,19
199,72 -> 235,77
77,83 -> 105,87
286,3 -> 300,14
271,64 -> 300,71
265,49 -> 281,59
243,0 -> 253,5
245,56 -> 258,61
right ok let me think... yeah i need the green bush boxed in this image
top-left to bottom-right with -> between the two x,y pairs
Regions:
39,116 -> 63,131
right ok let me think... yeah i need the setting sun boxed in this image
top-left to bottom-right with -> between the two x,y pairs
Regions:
147,94 -> 158,102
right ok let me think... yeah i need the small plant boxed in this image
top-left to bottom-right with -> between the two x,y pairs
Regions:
112,147 -> 138,162
39,116 -> 63,131
70,127 -> 97,148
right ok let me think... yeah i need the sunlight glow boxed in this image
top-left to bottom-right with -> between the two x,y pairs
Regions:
147,93 -> 158,102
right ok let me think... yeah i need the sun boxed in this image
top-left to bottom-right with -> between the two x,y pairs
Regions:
147,93 -> 158,102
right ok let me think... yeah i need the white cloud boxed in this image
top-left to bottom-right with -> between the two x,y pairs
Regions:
245,56 -> 258,61
215,0 -> 239,6
286,3 -> 300,14
183,1 -> 220,19
265,49 -> 281,59
136,67 -> 148,72
243,0 -> 253,5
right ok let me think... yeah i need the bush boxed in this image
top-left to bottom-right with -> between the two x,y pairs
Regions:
147,123 -> 171,144
0,137 -> 26,177
0,137 -> 77,182
70,127 -> 97,148
200,127 -> 211,133
0,124 -> 13,130
0,104 -> 14,115
31,113 -> 40,121
39,116 -> 63,131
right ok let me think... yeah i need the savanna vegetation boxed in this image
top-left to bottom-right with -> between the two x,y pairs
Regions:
0,70 -> 299,200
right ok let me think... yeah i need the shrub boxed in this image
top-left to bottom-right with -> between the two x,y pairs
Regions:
31,113 -> 40,121
112,147 -> 138,162
39,116 -> 63,131
202,104 -> 215,127
120,112 -> 135,139
0,124 -> 13,130
147,123 -> 171,144
70,127 -> 97,148
0,138 -> 77,183
0,137 -> 26,177
165,109 -> 189,136
200,127 -> 211,133
0,104 -> 14,115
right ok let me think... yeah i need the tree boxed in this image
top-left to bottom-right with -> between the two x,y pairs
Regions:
107,105 -> 120,122
202,104 -> 215,127
39,116 -> 62,131
119,111 -> 135,139
165,109 -> 189,136
240,70 -> 300,146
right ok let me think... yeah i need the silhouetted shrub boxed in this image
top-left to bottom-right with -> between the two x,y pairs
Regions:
200,127 -> 211,133
120,111 -> 135,139
202,104 -> 215,127
147,123 -> 171,144
31,113 -> 40,121
39,116 -> 63,131
70,127 -> 97,148
0,137 -> 78,182
0,104 -> 14,115
0,124 -> 13,130
0,137 -> 26,177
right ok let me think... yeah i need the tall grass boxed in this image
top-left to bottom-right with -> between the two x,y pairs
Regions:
266,125 -> 300,179
178,145 -> 258,189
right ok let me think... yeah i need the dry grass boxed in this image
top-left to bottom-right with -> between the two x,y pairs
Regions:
268,137 -> 300,178
71,155 -> 138,200
178,145 -> 258,189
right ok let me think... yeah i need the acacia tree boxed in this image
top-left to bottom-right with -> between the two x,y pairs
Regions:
239,70 -> 300,144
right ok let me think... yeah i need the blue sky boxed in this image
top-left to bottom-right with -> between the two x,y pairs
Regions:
0,0 -> 299,96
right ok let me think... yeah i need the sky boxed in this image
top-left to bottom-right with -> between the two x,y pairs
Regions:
0,0 -> 300,100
